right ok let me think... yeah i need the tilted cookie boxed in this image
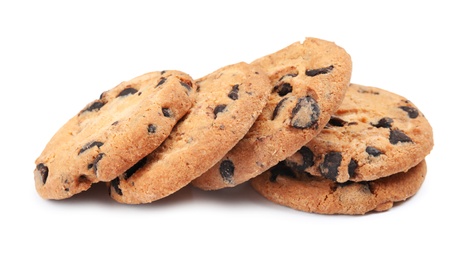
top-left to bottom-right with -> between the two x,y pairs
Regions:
251,160 -> 427,215
108,62 -> 271,204
192,37 -> 352,190
284,84 -> 434,183
34,70 -> 196,199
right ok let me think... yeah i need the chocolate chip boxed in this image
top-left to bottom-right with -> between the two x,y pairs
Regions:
366,146 -> 383,157
110,177 -> 123,196
78,141 -> 104,155
180,80 -> 192,92
269,161 -> 296,182
286,146 -> 314,172
348,159 -> 358,178
219,160 -> 235,184
91,153 -> 105,176
116,87 -> 138,97
327,116 -> 348,127
279,73 -> 298,81
371,117 -> 393,128
273,82 -> 293,97
213,104 -> 227,119
228,84 -> 239,100
389,129 -> 412,144
147,124 -> 157,134
399,106 -> 419,119
305,65 -> 334,77
80,101 -> 105,114
291,96 -> 320,129
162,108 -> 173,117
156,77 -> 166,87
320,152 -> 342,181
36,163 -> 48,185
272,97 -> 289,120
123,157 -> 148,180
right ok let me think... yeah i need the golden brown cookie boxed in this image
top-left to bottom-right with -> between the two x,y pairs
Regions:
108,62 -> 271,204
284,84 -> 434,183
34,70 -> 196,199
250,160 -> 427,215
192,37 -> 352,190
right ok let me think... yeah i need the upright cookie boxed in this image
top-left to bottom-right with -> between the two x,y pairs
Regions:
108,62 -> 271,204
251,160 -> 427,215
34,70 -> 196,200
284,84 -> 434,183
192,37 -> 352,190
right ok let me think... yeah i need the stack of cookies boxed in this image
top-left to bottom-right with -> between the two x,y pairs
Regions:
33,37 -> 434,215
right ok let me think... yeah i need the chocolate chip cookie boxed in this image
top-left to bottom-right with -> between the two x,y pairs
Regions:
251,160 -> 427,215
108,62 -> 271,204
192,37 -> 352,190
284,84 -> 434,183
34,70 -> 196,199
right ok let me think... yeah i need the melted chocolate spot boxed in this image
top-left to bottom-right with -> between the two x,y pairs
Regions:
291,96 -> 320,129
78,141 -> 104,155
214,104 -> 227,119
162,108 -> 173,117
305,65 -> 334,77
273,82 -> 293,97
148,124 -> 157,134
219,160 -> 235,184
389,129 -> 413,144
371,117 -> 393,128
228,84 -> 239,100
348,159 -> 358,178
81,101 -> 105,114
111,177 -> 123,196
124,157 -> 148,180
272,97 -> 289,120
327,116 -> 348,127
320,152 -> 342,181
117,87 -> 138,97
366,146 -> 383,157
36,163 -> 48,185
156,77 -> 167,87
399,106 -> 419,119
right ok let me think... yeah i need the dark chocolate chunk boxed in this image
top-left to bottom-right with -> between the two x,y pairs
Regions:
366,146 -> 383,157
389,129 -> 413,144
123,157 -> 148,180
228,84 -> 239,100
36,163 -> 49,185
91,153 -> 105,176
320,152 -> 342,181
156,77 -> 166,87
305,65 -> 334,77
399,106 -> 419,119
272,97 -> 289,120
291,96 -> 320,129
286,146 -> 314,172
147,124 -> 157,134
162,108 -> 173,117
78,141 -> 104,155
117,87 -> 138,97
273,82 -> 293,97
80,101 -> 105,114
371,117 -> 393,128
219,160 -> 235,184
180,80 -> 192,92
213,104 -> 227,119
348,159 -> 358,178
327,116 -> 348,127
110,177 -> 123,196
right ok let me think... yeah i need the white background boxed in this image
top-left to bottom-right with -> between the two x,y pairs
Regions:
1,1 -> 455,259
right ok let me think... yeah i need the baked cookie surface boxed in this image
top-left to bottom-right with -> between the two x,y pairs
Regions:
109,62 -> 271,204
34,70 -> 196,199
250,160 -> 427,215
192,37 -> 352,190
284,84 -> 434,183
